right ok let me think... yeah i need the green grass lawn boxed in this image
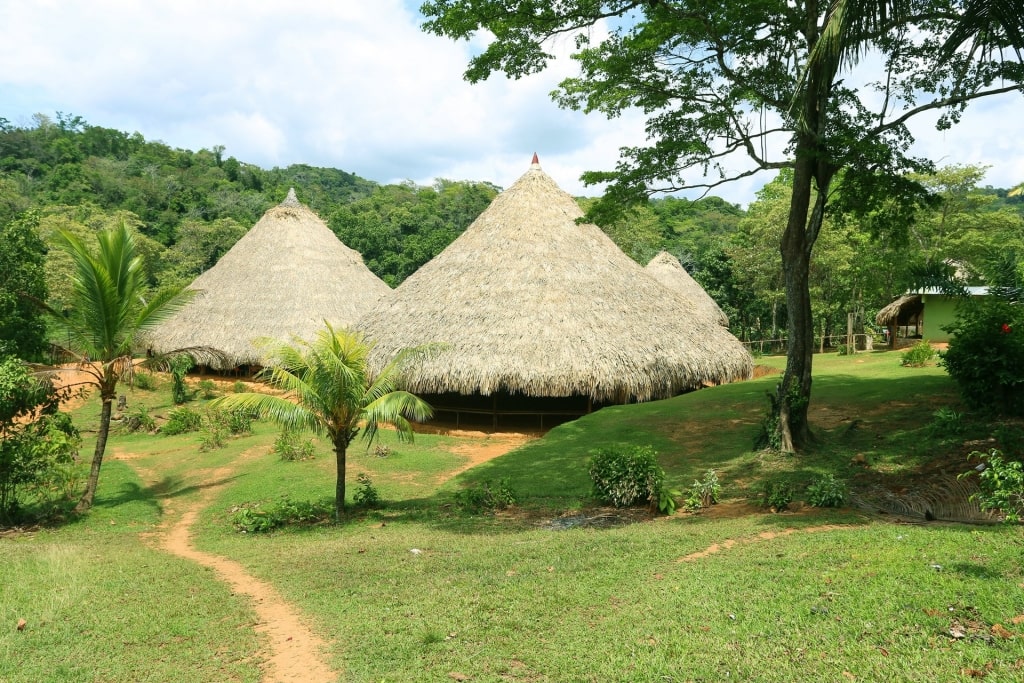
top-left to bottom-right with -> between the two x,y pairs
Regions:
2,352 -> 1022,682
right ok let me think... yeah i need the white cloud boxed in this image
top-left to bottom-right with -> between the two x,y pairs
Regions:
0,0 -> 1020,208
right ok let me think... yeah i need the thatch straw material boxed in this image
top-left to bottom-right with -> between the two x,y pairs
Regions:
875,294 -> 922,326
358,160 -> 753,402
145,189 -> 391,368
645,251 -> 729,326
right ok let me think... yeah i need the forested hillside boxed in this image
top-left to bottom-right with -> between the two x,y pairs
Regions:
1,113 -> 1022,361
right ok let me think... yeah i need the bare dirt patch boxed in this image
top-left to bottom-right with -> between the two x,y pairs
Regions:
676,523 -> 862,563
441,432 -> 537,482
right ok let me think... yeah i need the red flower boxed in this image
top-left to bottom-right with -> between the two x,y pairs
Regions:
1001,323 -> 1012,334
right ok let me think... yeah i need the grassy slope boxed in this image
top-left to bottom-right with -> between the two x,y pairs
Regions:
3,353 -> 1023,682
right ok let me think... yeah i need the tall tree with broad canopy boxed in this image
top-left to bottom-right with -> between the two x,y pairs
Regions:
45,223 -> 194,513
420,0 -> 1024,451
212,324 -> 433,520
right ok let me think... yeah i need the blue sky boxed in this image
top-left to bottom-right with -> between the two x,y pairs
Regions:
1,1 -> 1021,206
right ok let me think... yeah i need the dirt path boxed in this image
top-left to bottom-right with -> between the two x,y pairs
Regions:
128,447 -> 340,683
676,523 -> 863,563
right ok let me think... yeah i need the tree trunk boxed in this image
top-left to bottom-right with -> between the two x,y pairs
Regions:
778,154 -> 817,453
75,385 -> 114,513
333,437 -> 349,520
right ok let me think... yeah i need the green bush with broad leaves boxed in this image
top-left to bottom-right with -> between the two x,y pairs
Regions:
589,445 -> 667,509
684,469 -> 722,511
961,449 -> 1024,523
353,473 -> 381,508
900,339 -> 936,367
454,479 -> 516,513
230,497 -> 334,533
162,406 -> 203,435
274,428 -> 316,461
942,302 -> 1024,417
806,474 -> 846,508
760,480 -> 794,511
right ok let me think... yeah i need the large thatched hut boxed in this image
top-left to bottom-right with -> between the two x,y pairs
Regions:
145,189 -> 391,370
645,251 -> 729,327
357,157 -> 752,429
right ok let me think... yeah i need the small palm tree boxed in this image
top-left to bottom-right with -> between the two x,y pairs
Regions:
213,323 -> 433,520
46,223 -> 194,513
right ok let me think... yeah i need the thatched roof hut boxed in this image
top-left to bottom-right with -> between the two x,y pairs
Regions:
875,294 -> 923,328
145,189 -> 390,368
357,157 -> 752,407
645,251 -> 729,326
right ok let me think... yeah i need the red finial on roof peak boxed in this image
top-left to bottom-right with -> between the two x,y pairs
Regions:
531,152 -> 540,165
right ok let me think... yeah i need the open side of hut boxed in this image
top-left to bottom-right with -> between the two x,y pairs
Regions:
645,251 -> 729,327
145,189 -> 391,370
876,294 -> 923,346
357,157 -> 753,430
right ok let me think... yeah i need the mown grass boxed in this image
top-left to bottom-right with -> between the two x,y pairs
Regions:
2,352 -> 1023,682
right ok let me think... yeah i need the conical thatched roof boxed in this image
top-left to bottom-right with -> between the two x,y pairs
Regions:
145,189 -> 391,368
645,251 -> 729,327
357,159 -> 752,402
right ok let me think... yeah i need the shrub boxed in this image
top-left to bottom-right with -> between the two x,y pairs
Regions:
232,380 -> 246,393
169,356 -> 194,404
162,406 -> 203,435
1,411 -> 81,525
274,428 -> 316,461
942,297 -> 1024,416
353,473 -> 381,507
133,372 -> 157,391
961,449 -> 1024,523
454,479 -> 516,513
121,405 -> 156,433
684,469 -> 722,511
230,497 -> 333,533
806,474 -> 846,508
589,445 -> 665,508
900,339 -> 935,367
198,379 -> 217,399
760,480 -> 794,511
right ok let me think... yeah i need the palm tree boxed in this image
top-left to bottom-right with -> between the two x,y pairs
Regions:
212,323 -> 433,520
47,223 -> 194,513
811,0 -> 1023,70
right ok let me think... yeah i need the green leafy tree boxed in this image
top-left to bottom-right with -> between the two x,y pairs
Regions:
44,223 -> 193,513
212,324 -> 433,520
421,0 -> 1024,451
0,211 -> 49,359
0,355 -> 80,524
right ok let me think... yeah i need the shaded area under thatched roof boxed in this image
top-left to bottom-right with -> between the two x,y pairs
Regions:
876,294 -> 923,326
645,251 -> 729,327
357,158 -> 753,403
144,189 -> 391,368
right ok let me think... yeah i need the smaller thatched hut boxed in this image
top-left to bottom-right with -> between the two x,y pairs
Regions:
876,294 -> 923,345
645,251 -> 729,326
145,189 -> 391,369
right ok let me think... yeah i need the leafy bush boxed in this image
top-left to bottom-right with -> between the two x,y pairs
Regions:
198,407 -> 256,451
121,405 -> 156,433
353,472 -> 381,507
900,339 -> 935,367
162,406 -> 203,435
760,480 -> 794,511
169,355 -> 194,404
929,406 -> 964,437
588,445 -> 665,508
806,474 -> 846,508
942,297 -> 1024,416
274,428 -> 316,461
133,372 -> 157,391
198,379 -> 217,399
230,497 -> 333,533
684,469 -> 722,511
961,449 -> 1024,523
454,479 -> 516,513
232,380 -> 246,393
